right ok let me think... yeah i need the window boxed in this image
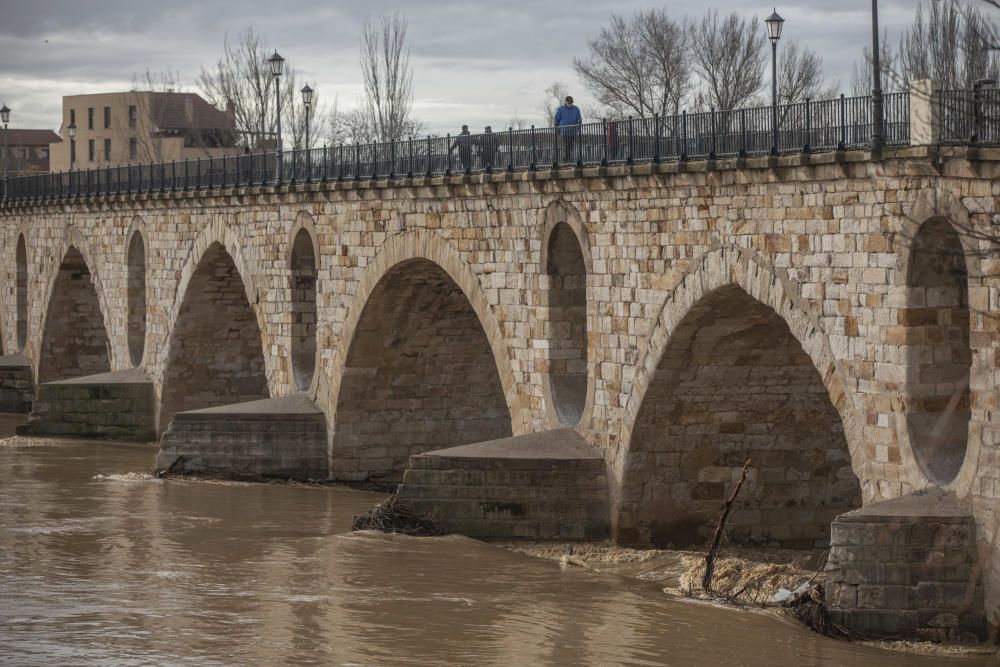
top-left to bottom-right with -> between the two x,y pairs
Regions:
104,139 -> 111,161
129,138 -> 137,160
88,139 -> 95,162
88,107 -> 94,130
70,109 -> 76,126
104,106 -> 111,129
129,105 -> 137,129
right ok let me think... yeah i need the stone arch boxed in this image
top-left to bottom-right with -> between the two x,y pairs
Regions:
125,222 -> 147,367
37,232 -> 113,383
158,225 -> 270,433
613,245 -> 865,547
897,189 -> 977,490
327,229 -> 522,480
288,212 -> 318,392
540,201 -> 593,428
15,233 -> 27,351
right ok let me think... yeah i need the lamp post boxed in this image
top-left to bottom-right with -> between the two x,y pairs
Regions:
1,104 -> 9,200
765,10 -> 784,155
301,84 -> 313,152
68,123 -> 77,170
268,50 -> 285,184
870,0 -> 884,151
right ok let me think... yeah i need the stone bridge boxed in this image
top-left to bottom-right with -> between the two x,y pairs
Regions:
2,144 -> 1000,640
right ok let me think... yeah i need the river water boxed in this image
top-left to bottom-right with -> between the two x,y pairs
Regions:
0,421 -> 991,666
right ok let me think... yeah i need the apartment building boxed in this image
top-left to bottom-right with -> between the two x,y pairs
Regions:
49,91 -> 241,171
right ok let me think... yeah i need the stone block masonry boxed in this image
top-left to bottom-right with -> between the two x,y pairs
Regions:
17,369 -> 155,442
827,490 -> 987,641
155,394 -> 328,480
0,353 -> 34,413
397,429 -> 609,540
3,145 -> 1000,632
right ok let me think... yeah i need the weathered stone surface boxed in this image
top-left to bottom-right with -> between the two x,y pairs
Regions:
155,393 -> 327,480
397,428 -> 609,540
0,352 -> 34,413
16,368 -> 155,441
827,490 -> 987,642
3,148 -> 1000,629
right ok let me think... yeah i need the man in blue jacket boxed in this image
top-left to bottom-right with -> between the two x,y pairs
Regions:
554,95 -> 582,164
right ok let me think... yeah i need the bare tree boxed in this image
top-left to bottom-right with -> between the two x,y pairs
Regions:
690,11 -> 766,111
118,70 -> 185,163
359,12 -> 421,142
541,81 -> 570,126
778,41 -> 835,105
199,25 -> 314,151
851,0 -> 1000,95
850,31 -> 899,96
573,10 -> 692,118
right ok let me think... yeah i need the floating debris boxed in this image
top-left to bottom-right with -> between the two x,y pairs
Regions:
351,494 -> 447,536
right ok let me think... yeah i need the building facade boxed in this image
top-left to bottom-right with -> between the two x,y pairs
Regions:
3,129 -> 59,176
48,91 -> 240,172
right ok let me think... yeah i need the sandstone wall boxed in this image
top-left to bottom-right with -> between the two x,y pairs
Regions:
2,147 -> 999,624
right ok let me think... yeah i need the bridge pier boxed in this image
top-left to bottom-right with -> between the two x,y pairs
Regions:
827,491 -> 987,641
16,369 -> 155,441
397,429 -> 610,540
0,353 -> 34,413
154,394 -> 328,480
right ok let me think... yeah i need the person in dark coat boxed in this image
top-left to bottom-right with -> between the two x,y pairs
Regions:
450,125 -> 473,172
475,126 -> 500,171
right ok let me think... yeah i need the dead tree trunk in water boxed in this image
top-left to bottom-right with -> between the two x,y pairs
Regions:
702,458 -> 751,592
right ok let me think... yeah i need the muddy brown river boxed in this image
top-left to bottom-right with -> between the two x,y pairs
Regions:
0,421 -> 992,665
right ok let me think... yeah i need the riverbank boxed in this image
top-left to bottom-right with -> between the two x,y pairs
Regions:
501,540 -> 1000,659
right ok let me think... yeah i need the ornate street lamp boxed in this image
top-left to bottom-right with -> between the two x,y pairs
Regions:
1,104 -> 9,200
68,123 -> 77,171
870,0 -> 884,151
268,50 -> 285,184
301,84 -> 313,151
765,9 -> 784,155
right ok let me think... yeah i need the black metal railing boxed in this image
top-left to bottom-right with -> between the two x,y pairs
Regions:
938,87 -> 1000,145
0,90 -> 950,203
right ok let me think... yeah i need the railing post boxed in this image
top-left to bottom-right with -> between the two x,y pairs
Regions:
530,125 -> 537,170
370,142 -> 377,179
838,94 -> 846,150
339,144 -> 345,182
680,110 -> 688,162
446,133 -> 452,176
408,137 -> 414,178
710,108 -> 717,159
426,135 -> 433,177
627,117 -> 636,164
576,123 -> 583,168
803,98 -> 812,153
160,162 -> 166,193
389,141 -> 396,179
553,125 -> 559,169
653,114 -> 661,163
508,126 -> 515,172
602,118 -> 609,167
354,143 -> 360,180
739,108 -> 747,157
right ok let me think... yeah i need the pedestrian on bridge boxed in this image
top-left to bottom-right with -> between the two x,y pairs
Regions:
554,95 -> 582,164
451,125 -> 474,173
475,126 -> 500,172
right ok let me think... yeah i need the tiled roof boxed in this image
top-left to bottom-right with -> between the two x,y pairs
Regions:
149,93 -> 234,131
5,129 -> 61,146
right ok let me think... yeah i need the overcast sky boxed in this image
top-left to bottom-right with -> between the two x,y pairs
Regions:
0,0 -> 928,138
